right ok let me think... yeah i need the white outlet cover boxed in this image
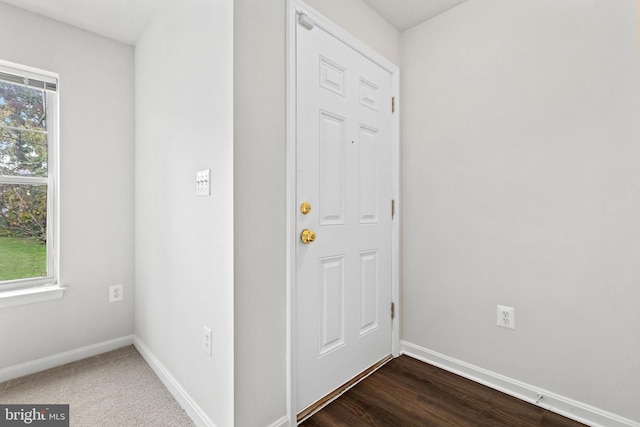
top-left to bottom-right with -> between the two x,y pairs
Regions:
497,305 -> 515,330
196,169 -> 211,196
203,325 -> 212,356
109,284 -> 123,302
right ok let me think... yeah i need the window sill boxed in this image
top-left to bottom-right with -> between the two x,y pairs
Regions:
0,284 -> 66,309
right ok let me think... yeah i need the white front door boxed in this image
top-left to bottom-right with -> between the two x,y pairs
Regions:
295,12 -> 394,412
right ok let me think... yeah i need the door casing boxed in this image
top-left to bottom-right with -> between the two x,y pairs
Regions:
285,0 -> 400,423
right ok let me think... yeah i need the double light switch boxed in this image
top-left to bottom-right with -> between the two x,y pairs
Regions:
196,169 -> 211,196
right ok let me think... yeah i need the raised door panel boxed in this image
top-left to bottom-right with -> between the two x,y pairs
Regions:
319,56 -> 346,97
319,256 -> 345,355
359,250 -> 379,336
319,110 -> 346,226
358,125 -> 379,224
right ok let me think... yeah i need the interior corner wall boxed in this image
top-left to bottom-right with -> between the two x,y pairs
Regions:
233,1 -> 399,425
0,4 -> 134,368
401,0 -> 640,422
233,1 -> 287,426
134,0 -> 234,425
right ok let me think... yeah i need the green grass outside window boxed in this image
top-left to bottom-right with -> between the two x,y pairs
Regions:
0,236 -> 47,282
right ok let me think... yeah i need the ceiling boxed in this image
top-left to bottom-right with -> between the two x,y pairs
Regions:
361,0 -> 469,32
0,0 -> 469,45
0,0 -> 157,45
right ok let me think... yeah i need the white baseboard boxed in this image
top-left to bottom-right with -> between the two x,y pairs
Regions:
400,341 -> 640,427
267,415 -> 289,427
0,335 -> 134,383
133,337 -> 217,427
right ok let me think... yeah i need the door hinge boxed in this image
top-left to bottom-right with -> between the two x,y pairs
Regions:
391,302 -> 395,320
392,96 -> 395,113
391,199 -> 395,219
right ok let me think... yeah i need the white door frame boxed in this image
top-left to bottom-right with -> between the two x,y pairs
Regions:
285,0 -> 400,423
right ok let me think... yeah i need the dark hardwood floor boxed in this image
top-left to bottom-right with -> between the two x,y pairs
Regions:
301,355 -> 586,427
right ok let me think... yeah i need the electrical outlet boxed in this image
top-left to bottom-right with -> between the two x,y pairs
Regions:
203,326 -> 212,356
109,284 -> 123,302
497,305 -> 515,329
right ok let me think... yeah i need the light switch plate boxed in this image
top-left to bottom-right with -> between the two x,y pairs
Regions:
196,169 -> 211,196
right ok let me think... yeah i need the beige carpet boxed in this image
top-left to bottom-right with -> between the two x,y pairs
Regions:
0,346 -> 195,427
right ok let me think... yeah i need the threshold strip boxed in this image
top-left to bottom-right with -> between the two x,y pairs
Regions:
297,354 -> 394,424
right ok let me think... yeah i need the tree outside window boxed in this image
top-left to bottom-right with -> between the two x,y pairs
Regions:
0,79 -> 51,282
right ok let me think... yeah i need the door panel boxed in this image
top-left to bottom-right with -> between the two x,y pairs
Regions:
319,255 -> 345,355
358,125 -> 379,224
359,250 -> 379,335
319,111 -> 346,225
296,15 -> 393,412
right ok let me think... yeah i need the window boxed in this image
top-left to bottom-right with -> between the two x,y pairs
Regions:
0,60 -> 61,306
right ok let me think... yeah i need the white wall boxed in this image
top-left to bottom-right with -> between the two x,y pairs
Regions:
233,1 -> 399,425
401,0 -> 640,422
0,4 -> 134,368
134,0 -> 234,425
233,1 -> 287,425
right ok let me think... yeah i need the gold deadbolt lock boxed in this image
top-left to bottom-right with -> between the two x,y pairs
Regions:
300,229 -> 316,244
300,202 -> 312,215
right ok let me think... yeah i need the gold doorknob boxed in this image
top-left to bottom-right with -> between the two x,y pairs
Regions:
300,201 -> 312,215
300,229 -> 316,244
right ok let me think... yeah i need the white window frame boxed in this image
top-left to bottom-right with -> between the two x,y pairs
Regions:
0,60 -> 64,308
